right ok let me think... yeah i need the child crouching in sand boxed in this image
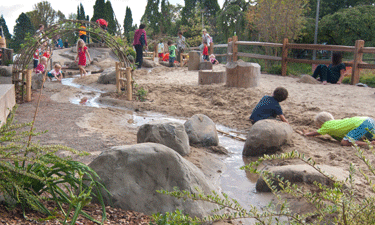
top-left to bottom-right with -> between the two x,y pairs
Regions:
301,112 -> 375,146
250,87 -> 289,124
47,64 -> 63,81
75,39 -> 91,77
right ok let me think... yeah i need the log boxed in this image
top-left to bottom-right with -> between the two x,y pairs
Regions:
199,61 -> 212,70
188,51 -> 201,71
198,70 -> 226,85
226,61 -> 260,88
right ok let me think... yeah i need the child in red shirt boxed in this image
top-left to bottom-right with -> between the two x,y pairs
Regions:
202,42 -> 209,61
75,39 -> 91,77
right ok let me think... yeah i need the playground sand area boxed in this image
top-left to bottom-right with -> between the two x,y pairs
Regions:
9,52 -> 375,223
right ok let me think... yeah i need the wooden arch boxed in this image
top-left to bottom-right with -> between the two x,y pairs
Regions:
12,19 -> 131,102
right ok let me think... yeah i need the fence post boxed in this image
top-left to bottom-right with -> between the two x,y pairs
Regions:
26,69 -> 32,102
352,40 -> 364,85
115,62 -> 120,93
232,36 -> 238,62
126,67 -> 132,101
281,38 -> 289,76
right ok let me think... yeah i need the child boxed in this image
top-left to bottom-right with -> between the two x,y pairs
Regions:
250,87 -> 289,124
202,42 -> 209,61
168,41 -> 176,67
302,112 -> 375,146
312,52 -> 346,85
75,39 -> 91,77
47,64 -> 63,81
158,42 -> 164,61
33,48 -> 40,71
35,56 -> 48,74
209,54 -> 219,65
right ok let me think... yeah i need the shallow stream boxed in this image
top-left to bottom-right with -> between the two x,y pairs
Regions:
61,77 -> 273,209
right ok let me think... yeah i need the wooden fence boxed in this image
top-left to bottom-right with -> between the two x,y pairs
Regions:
115,62 -> 133,100
229,37 -> 375,85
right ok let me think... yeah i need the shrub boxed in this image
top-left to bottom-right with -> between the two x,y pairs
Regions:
0,106 -> 108,224
342,70 -> 375,87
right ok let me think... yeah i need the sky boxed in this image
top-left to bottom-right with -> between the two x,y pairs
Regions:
1,0 -> 225,35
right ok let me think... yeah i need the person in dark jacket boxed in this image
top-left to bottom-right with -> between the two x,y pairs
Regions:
133,24 -> 148,69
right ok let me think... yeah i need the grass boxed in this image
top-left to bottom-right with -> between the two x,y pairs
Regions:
342,69 -> 375,87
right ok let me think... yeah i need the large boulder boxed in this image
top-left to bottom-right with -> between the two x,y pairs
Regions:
184,114 -> 219,147
88,143 -> 218,217
137,121 -> 190,156
256,164 -> 348,192
97,67 -> 116,84
31,73 -> 44,90
142,59 -> 157,68
298,75 -> 320,84
0,66 -> 12,77
243,119 -> 293,156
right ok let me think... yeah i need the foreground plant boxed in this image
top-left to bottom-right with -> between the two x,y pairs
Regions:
153,144 -> 375,224
0,106 -> 108,224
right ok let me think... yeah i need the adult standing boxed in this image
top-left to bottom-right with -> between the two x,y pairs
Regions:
96,18 -> 108,31
202,29 -> 214,55
133,24 -> 148,69
79,24 -> 87,43
176,31 -> 185,63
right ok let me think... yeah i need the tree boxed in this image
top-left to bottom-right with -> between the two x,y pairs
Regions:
141,0 -> 161,35
91,0 -> 106,22
247,0 -> 308,43
318,5 -> 375,46
123,6 -> 133,34
160,0 -> 172,34
26,1 -> 57,29
308,0 -> 375,19
181,0 -> 198,25
104,0 -> 116,34
10,13 -> 34,52
0,15 -> 12,40
217,0 -> 249,42
77,3 -> 86,20
202,0 -> 220,17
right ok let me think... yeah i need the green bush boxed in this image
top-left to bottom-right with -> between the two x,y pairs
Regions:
0,106 -> 108,224
126,47 -> 136,60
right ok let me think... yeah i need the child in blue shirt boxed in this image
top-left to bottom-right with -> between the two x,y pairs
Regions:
250,87 -> 289,124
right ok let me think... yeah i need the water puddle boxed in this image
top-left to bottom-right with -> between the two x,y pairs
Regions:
61,77 -> 273,209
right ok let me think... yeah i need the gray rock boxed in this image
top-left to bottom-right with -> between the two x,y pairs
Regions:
89,143 -> 218,217
184,114 -> 219,147
298,75 -> 320,84
243,119 -> 293,156
199,61 -> 213,70
256,164 -> 348,192
137,121 -> 190,156
31,73 -> 44,89
97,67 -> 116,84
0,66 -> 12,77
142,59 -> 157,68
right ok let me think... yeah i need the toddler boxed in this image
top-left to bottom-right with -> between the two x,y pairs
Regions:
202,42 -> 209,61
35,56 -> 48,74
47,64 -> 63,81
75,39 -> 91,77
250,87 -> 289,124
209,54 -> 219,65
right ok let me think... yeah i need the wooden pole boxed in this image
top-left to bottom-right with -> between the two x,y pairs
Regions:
115,62 -> 120,93
281,38 -> 289,76
352,40 -> 364,85
232,36 -> 238,62
126,67 -> 132,101
26,69 -> 32,102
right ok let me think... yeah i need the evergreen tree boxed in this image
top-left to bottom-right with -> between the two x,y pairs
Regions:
160,0 -> 172,34
202,0 -> 220,17
104,0 -> 116,34
11,13 -> 34,53
91,0 -> 106,22
141,0 -> 161,34
181,0 -> 198,25
77,3 -> 86,20
124,6 -> 133,34
0,15 -> 12,40
26,1 -> 57,29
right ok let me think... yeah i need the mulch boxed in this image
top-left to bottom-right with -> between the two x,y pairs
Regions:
0,202 -> 151,225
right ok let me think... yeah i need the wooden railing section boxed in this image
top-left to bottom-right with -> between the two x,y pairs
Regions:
143,51 -> 156,61
228,37 -> 375,85
115,62 -> 133,100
